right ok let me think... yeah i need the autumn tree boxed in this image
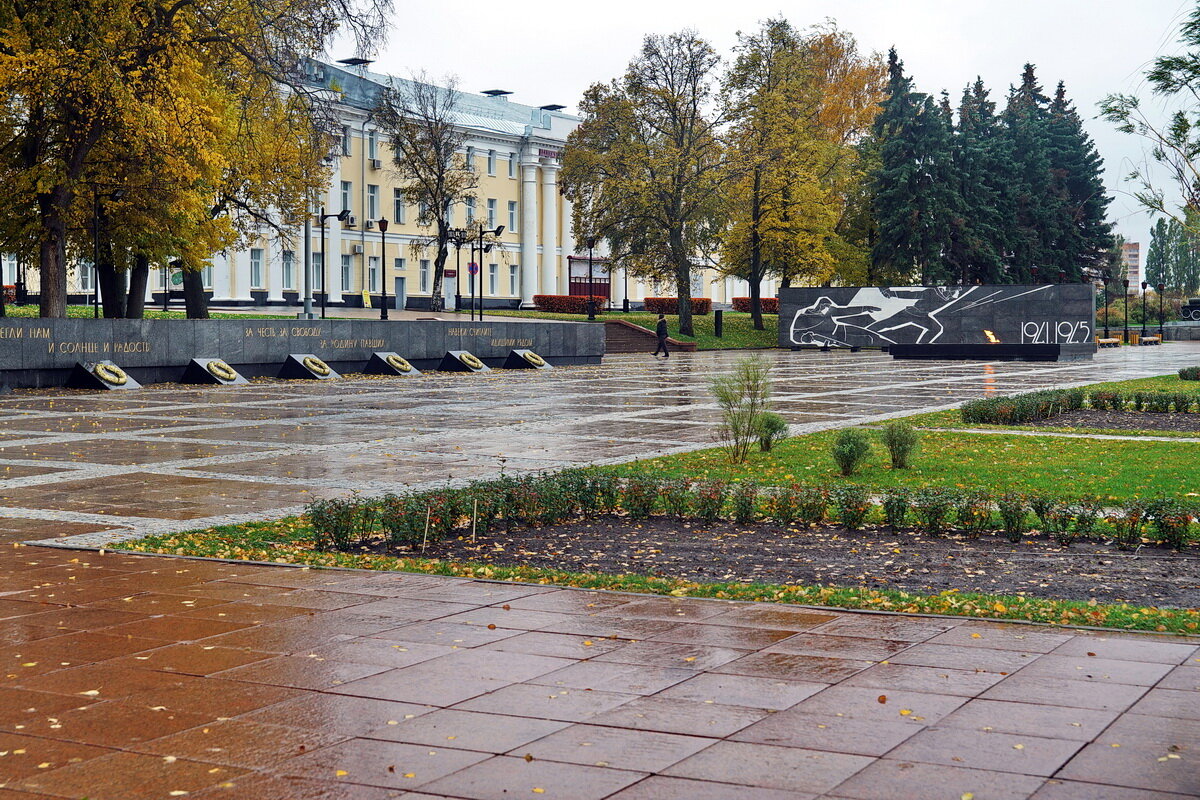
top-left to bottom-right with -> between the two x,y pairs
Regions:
375,74 -> 477,312
563,31 -> 730,337
0,0 -> 389,318
721,19 -> 883,327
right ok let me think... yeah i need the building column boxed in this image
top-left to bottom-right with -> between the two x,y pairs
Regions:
519,156 -> 539,306
228,249 -> 252,302
559,195 -> 574,295
540,160 -> 559,296
267,232 -> 286,302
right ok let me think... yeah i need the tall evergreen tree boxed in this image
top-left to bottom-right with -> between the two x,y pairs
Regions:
946,78 -> 1009,283
1045,82 -> 1114,280
1145,218 -> 1170,287
871,49 -> 959,283
1001,64 -> 1055,282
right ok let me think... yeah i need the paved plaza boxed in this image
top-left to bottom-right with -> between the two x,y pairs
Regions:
0,346 -> 1197,798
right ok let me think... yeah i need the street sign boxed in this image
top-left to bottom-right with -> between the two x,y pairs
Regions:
444,270 -> 457,278
467,262 -> 479,276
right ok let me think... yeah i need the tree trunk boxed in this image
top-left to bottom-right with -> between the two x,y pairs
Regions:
429,228 -> 448,312
37,192 -> 69,318
182,269 -> 209,319
126,255 -> 149,318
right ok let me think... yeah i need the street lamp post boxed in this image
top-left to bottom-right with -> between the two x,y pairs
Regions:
448,228 -> 467,315
623,268 -> 629,313
1123,279 -> 1130,344
1158,283 -> 1166,335
474,223 -> 504,322
378,218 -> 389,320
1102,273 -> 1111,339
586,237 -> 597,321
1141,282 -> 1148,337
318,207 -> 351,319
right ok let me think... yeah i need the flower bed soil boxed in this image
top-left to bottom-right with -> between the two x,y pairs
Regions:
1030,409 -> 1200,433
383,516 -> 1200,607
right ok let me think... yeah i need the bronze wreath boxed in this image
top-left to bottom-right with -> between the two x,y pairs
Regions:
94,363 -> 128,386
302,356 -> 331,376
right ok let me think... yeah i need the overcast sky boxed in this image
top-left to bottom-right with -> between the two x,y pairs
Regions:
355,0 -> 1196,247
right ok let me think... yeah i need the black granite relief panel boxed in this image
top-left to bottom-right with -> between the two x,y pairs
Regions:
778,284 -> 1097,349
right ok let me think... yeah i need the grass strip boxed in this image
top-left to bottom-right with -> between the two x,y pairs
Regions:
114,522 -> 1199,636
470,309 -> 778,350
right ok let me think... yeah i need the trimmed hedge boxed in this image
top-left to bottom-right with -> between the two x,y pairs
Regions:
643,297 -> 712,315
1180,366 -> 1200,381
532,294 -> 608,314
731,297 -> 779,313
305,469 -> 1198,552
961,387 -> 1196,425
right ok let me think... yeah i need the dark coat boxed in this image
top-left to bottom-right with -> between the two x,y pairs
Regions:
656,319 -> 668,338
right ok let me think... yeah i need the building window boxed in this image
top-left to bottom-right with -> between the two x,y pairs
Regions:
79,263 -> 93,292
465,197 -> 475,224
367,129 -> 377,160
487,198 -> 496,228
340,181 -> 352,214
508,201 -> 517,232
367,184 -> 379,219
489,263 -> 497,295
509,264 -> 519,296
419,259 -> 430,293
487,150 -> 496,175
341,126 -> 351,156
282,250 -> 294,290
368,256 -> 379,293
341,254 -> 352,290
508,153 -> 517,178
418,199 -> 429,223
312,252 -> 323,289
393,189 -> 406,223
465,146 -> 475,171
202,263 -> 213,289
250,248 -> 263,288
444,200 -> 453,226
395,257 -> 406,274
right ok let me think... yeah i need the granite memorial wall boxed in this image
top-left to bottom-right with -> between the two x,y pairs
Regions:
0,319 -> 604,388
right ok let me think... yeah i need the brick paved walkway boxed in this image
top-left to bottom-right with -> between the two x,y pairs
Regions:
0,346 -> 1196,798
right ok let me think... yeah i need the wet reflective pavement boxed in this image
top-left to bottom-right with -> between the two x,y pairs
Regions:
0,347 -> 1196,798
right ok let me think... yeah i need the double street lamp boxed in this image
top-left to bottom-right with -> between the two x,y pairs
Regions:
318,207 -> 351,318
1123,278 -> 1130,344
1158,283 -> 1166,335
1141,281 -> 1149,338
467,223 -> 504,322
585,236 -> 597,321
1101,272 -> 1111,339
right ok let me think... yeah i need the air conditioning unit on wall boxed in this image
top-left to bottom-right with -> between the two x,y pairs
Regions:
370,158 -> 383,169
344,215 -> 357,227
364,219 -> 375,230
353,244 -> 364,254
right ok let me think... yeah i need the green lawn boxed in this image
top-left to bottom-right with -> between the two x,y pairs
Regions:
1073,373 -> 1200,395
475,309 -> 778,350
1,304 -> 291,320
610,428 -> 1200,500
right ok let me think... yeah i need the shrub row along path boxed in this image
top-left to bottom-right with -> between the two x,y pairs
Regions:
0,346 -> 1197,798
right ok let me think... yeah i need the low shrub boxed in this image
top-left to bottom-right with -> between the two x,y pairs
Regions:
756,412 -> 790,452
731,482 -> 760,523
1146,393 -> 1173,413
882,488 -> 910,532
879,420 -> 919,469
307,495 -> 375,550
997,492 -> 1027,543
1043,501 -> 1076,547
730,297 -> 779,313
955,491 -> 993,538
642,297 -> 712,315
661,478 -> 693,518
1179,366 -> 1200,381
532,294 -> 608,314
831,428 -> 872,476
912,488 -> 954,535
1172,393 -> 1193,413
832,485 -> 871,531
1112,501 -> 1146,550
1147,497 -> 1195,551
796,486 -> 829,525
767,483 -> 802,524
1091,390 -> 1124,411
695,480 -> 729,522
1131,392 -> 1147,412
622,475 -> 660,519
1073,499 -> 1103,542
961,389 -> 1076,424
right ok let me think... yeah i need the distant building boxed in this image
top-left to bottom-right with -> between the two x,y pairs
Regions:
1122,242 -> 1141,289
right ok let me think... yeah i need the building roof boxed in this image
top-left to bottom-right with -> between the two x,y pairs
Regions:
310,60 -> 579,142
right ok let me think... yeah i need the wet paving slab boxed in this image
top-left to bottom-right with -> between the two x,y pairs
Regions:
0,348 -> 1196,797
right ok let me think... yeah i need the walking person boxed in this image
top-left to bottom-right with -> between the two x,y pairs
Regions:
653,313 -> 670,358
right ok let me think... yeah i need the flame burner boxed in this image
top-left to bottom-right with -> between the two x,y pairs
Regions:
983,330 -> 1001,344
